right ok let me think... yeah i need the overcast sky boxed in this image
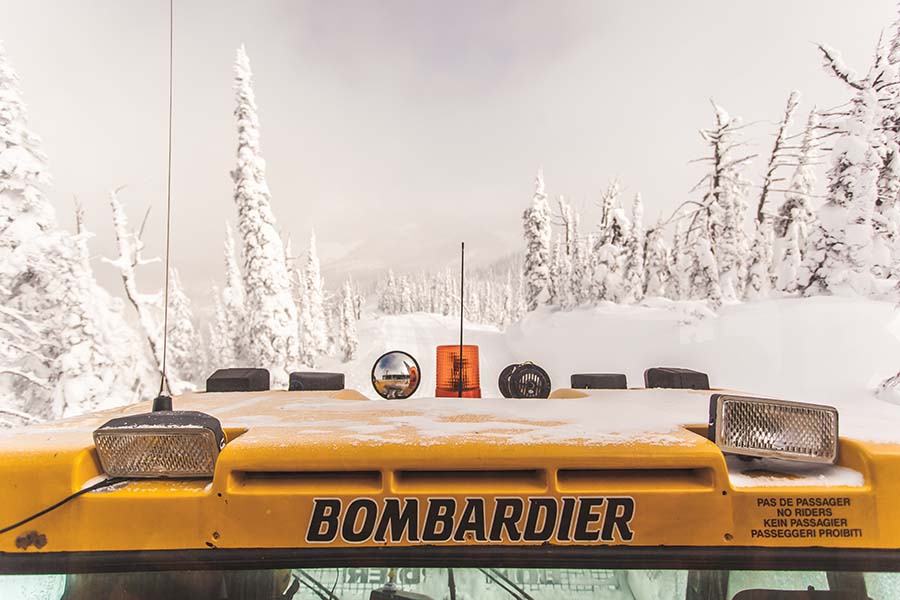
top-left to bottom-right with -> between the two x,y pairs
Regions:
1,1 -> 896,301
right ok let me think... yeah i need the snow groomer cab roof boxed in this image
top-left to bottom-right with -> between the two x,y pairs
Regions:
1,353 -> 899,600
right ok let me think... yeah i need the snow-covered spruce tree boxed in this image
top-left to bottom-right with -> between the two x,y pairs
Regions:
802,38 -> 900,294
218,222 -> 246,364
774,108 -> 819,291
776,212 -> 804,292
0,44 -> 142,419
440,270 -> 454,316
557,237 -> 575,310
556,196 -> 577,257
688,101 -> 754,303
597,180 -> 622,245
338,280 -> 358,362
688,234 -> 723,307
590,182 -> 629,303
623,193 -> 646,303
744,218 -> 775,300
593,241 -> 624,303
166,269 -> 205,387
295,271 -> 316,368
522,168 -> 552,310
669,219 -> 690,301
500,270 -> 514,327
208,287 -> 229,368
50,202 -> 152,415
548,236 -> 563,306
875,20 -> 900,279
570,232 -> 589,306
643,218 -> 671,298
399,275 -> 414,313
231,45 -> 299,384
303,230 -> 328,356
556,197 -> 580,309
799,44 -> 885,296
379,269 -> 399,314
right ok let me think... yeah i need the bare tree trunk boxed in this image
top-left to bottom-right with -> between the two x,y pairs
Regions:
103,189 -> 172,395
757,91 -> 800,222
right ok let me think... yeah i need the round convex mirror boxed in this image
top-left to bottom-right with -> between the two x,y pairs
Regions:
371,351 -> 421,399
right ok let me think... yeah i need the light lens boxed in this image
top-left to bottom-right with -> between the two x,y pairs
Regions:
435,344 -> 481,398
94,428 -> 220,478
709,394 -> 839,464
93,410 -> 225,478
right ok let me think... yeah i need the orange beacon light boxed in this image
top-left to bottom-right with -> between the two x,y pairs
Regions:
435,344 -> 481,398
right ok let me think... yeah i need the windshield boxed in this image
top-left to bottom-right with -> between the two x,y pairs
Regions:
1,568 -> 898,600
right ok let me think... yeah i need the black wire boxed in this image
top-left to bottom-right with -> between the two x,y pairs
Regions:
294,575 -> 327,600
448,568 -> 457,600
479,568 -> 524,600
296,569 -> 340,600
0,477 -> 127,535
488,568 -> 536,600
329,568 -> 340,598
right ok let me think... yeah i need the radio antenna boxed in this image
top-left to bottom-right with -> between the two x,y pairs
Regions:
156,0 -> 175,404
458,241 -> 464,398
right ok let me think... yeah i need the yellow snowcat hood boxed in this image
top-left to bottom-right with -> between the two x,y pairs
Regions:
0,387 -> 896,559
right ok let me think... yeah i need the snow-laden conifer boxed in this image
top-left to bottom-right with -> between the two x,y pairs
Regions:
570,229 -> 589,305
548,236 -> 563,306
644,219 -> 671,298
776,213 -> 804,293
500,270 -> 514,327
338,279 -> 358,362
522,168 -> 552,310
690,101 -> 753,302
380,269 -> 399,314
744,219 -> 775,300
399,275 -> 414,313
231,45 -> 299,384
166,269 -> 205,387
220,223 -> 246,363
800,86 -> 881,295
670,220 -> 690,301
623,193 -> 646,302
44,202 -> 151,416
774,108 -> 819,291
689,234 -> 723,307
303,230 -> 328,356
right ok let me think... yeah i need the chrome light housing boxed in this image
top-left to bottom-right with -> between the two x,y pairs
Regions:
708,394 -> 839,464
93,411 -> 225,478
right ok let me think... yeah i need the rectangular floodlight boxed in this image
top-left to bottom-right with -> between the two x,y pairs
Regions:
93,411 -> 225,478
708,394 -> 839,464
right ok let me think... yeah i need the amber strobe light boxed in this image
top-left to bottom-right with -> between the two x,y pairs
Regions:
93,411 -> 226,478
435,344 -> 481,398
708,394 -> 839,464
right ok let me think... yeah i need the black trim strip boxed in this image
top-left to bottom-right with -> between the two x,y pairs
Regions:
2,546 -> 900,574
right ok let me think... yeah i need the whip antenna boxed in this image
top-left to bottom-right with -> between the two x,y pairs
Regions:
157,0 -> 175,401
459,241 -> 464,398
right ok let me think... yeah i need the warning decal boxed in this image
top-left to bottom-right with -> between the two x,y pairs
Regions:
750,496 -> 863,540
